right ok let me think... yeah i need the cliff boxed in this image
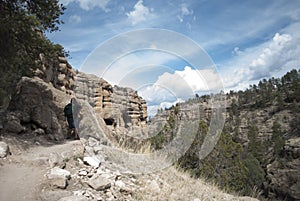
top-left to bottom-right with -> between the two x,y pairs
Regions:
1,56 -> 148,144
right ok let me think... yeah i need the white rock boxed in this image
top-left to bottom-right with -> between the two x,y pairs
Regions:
49,152 -> 65,168
47,167 -> 71,189
33,128 -> 45,135
50,167 -> 71,179
83,156 -> 100,168
115,180 -> 126,188
88,137 -> 99,147
77,158 -> 84,165
73,190 -> 85,196
0,141 -> 10,158
79,170 -> 88,176
87,174 -> 111,191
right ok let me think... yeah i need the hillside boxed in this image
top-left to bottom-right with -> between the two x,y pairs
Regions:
152,69 -> 300,201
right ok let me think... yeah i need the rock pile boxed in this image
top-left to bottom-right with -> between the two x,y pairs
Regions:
36,140 -> 259,201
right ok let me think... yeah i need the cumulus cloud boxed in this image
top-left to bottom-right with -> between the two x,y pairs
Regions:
138,66 -> 223,116
60,0 -> 111,11
222,31 -> 299,91
248,33 -> 292,78
126,0 -> 152,25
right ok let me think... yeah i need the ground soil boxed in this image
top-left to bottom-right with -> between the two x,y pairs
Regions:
0,134 -> 81,201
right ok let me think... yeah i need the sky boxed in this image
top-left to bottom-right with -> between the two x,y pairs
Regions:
47,0 -> 300,116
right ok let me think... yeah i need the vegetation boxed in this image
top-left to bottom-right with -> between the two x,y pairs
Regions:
150,104 -> 180,150
0,0 -> 66,107
150,69 -> 300,198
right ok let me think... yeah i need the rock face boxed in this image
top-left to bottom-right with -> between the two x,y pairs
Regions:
34,54 -> 76,95
4,77 -> 71,140
3,112 -> 26,134
73,72 -> 147,131
266,159 -> 300,201
266,137 -> 300,200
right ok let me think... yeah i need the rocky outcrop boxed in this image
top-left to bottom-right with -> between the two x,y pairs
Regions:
34,54 -> 76,95
266,137 -> 300,200
73,72 -> 147,132
4,76 -> 71,140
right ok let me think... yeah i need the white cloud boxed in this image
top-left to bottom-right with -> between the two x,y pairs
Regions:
147,100 -> 183,117
221,30 -> 300,91
250,33 -> 291,68
138,66 -> 223,116
181,3 -> 192,16
177,3 -> 193,23
126,0 -> 152,25
69,15 -> 82,23
60,0 -> 111,11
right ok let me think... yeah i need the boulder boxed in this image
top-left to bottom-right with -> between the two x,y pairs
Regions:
33,128 -> 45,135
3,112 -> 25,133
83,156 -> 101,168
87,173 -> 111,191
49,152 -> 66,168
0,141 -> 10,158
47,167 -> 71,189
6,77 -> 71,140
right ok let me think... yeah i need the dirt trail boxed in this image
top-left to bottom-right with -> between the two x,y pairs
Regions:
0,138 -> 82,201
0,163 -> 45,201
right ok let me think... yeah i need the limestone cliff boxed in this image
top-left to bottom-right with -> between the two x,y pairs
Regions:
73,72 -> 147,131
34,54 -> 76,95
2,56 -> 147,144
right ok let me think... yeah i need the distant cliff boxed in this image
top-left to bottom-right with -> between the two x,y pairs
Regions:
155,69 -> 300,201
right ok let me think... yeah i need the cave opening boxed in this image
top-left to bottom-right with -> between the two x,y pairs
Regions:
104,118 -> 115,126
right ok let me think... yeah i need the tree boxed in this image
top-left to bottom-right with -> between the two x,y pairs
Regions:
272,120 -> 285,157
0,0 -> 65,106
247,125 -> 265,162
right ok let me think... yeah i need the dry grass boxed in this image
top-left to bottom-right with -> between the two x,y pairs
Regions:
133,166 -> 260,201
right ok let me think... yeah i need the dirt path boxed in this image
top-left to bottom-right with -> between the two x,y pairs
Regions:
0,163 -> 45,201
0,137 -> 83,201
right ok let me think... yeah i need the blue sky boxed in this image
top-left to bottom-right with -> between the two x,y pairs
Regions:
48,0 -> 300,115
